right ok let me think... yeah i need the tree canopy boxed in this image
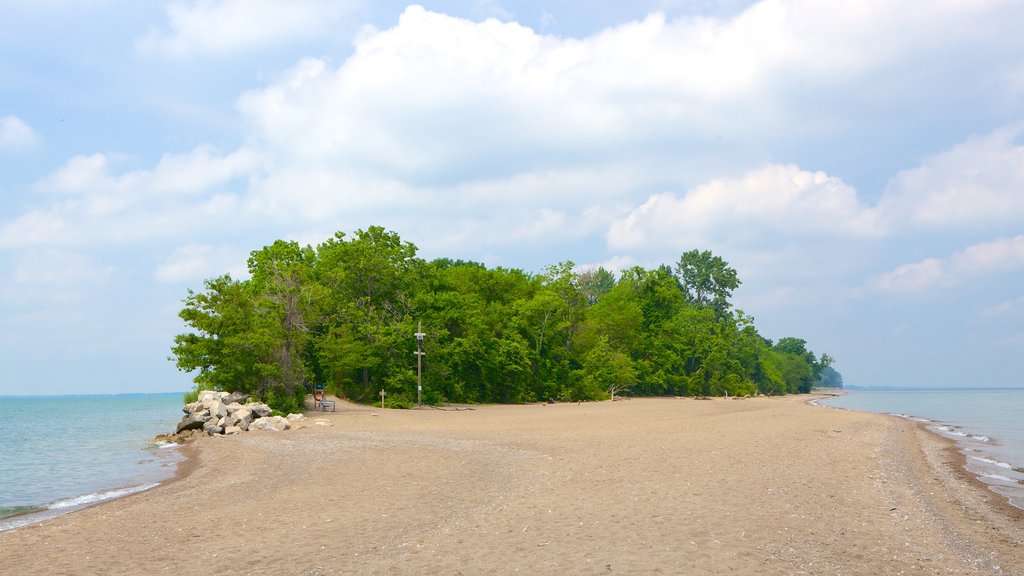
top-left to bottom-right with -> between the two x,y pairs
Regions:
171,226 -> 836,412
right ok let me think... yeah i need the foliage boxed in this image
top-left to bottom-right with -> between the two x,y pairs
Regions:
171,227 -> 831,410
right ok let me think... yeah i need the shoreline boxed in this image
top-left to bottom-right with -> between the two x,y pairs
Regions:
815,392 -> 1024,513
2,396 -> 1022,574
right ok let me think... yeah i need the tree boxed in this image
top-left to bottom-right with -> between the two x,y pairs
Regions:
574,336 -> 636,401
246,240 -> 320,411
674,249 -> 741,314
172,275 -> 266,396
576,266 -> 616,304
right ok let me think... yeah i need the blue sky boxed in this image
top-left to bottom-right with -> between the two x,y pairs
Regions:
2,0 -> 1024,395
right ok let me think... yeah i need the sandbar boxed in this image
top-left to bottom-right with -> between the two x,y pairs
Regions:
1,396 -> 1021,575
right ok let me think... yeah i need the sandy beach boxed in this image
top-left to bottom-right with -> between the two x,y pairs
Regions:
1,395 -> 1021,575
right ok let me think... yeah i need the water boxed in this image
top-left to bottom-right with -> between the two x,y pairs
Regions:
0,393 -> 184,531
820,389 -> 1024,510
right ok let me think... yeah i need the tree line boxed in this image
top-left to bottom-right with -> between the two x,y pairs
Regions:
171,226 -> 834,413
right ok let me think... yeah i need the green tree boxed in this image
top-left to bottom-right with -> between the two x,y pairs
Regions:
674,249 -> 741,314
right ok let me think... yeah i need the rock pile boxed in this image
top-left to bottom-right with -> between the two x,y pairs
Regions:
162,390 -> 306,443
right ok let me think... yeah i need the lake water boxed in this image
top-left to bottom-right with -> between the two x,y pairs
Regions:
0,393 -> 184,531
819,388 -> 1024,510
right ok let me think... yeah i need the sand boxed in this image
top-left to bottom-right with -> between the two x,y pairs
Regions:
1,395 -> 1022,575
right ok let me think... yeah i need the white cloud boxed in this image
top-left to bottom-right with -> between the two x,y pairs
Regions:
0,249 -> 114,307
0,116 -> 38,151
868,258 -> 946,293
983,296 -> 1024,318
870,235 -> 1024,294
607,164 -> 882,251
139,0 -> 359,57
155,243 -> 248,283
877,127 -> 1024,230
1,147 -> 253,249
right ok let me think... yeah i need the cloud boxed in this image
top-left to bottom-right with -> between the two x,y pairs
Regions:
155,243 -> 248,283
0,147 -> 253,249
0,248 -> 114,307
0,116 -> 38,151
877,126 -> 1024,230
983,296 -> 1024,318
870,235 -> 1024,294
12,2 -> 1024,269
139,0 -> 359,57
607,164 -> 882,251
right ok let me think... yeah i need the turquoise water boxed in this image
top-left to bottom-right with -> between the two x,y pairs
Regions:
0,393 -> 184,531
821,389 -> 1024,509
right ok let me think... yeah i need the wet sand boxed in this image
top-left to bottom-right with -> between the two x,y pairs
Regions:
1,395 -> 1021,575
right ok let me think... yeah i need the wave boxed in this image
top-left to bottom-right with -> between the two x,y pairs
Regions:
47,483 -> 159,510
969,456 -> 1013,470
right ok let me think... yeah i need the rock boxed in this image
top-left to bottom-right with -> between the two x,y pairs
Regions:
223,426 -> 242,435
193,410 -> 212,423
216,415 -> 229,428
248,402 -> 273,418
197,390 -> 227,403
176,416 -> 205,434
232,407 -> 252,430
249,416 -> 290,432
209,400 -> 228,419
203,419 -> 223,435
183,401 -> 202,414
225,402 -> 244,413
286,413 -> 306,421
222,392 -> 248,405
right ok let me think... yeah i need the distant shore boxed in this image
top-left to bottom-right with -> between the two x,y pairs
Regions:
1,396 -> 1021,575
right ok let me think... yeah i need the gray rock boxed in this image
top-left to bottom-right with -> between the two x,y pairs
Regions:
247,402 -> 273,418
209,400 -> 228,419
198,390 -> 227,404
249,416 -> 290,432
175,416 -> 205,434
222,392 -> 248,405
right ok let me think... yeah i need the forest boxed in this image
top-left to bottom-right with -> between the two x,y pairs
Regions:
171,226 -> 834,413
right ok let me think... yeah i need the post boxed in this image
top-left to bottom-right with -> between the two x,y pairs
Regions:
414,321 -> 426,405
380,388 -> 386,408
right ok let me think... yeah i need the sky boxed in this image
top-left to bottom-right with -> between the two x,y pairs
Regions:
2,0 -> 1024,395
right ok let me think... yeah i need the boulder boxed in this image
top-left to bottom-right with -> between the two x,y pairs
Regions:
286,413 -> 306,421
249,416 -> 291,432
248,402 -> 273,418
183,401 -> 202,414
232,407 -> 253,429
176,416 -> 205,434
223,426 -> 242,435
222,392 -> 248,405
209,400 -> 228,419
198,390 -> 227,404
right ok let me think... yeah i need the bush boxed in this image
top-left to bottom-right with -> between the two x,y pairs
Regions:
383,392 -> 414,409
265,387 -> 305,415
